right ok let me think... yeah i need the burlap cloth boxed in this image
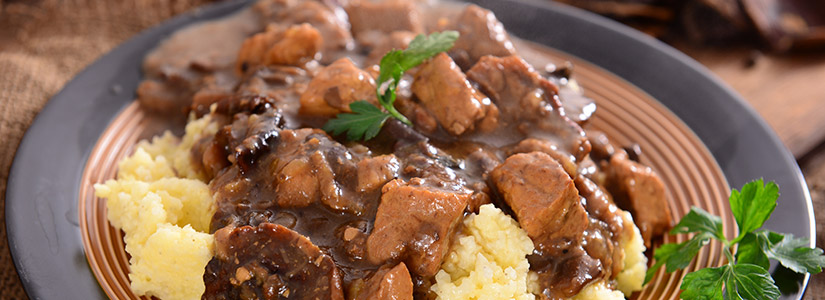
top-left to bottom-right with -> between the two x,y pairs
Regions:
0,0 -> 220,298
0,0 -> 823,299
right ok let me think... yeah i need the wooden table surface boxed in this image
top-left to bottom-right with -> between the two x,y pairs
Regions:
676,43 -> 825,299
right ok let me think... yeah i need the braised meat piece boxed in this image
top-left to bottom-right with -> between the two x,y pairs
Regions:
445,5 -> 517,69
575,175 -> 626,278
299,58 -> 378,116
587,130 -> 616,163
489,152 -> 587,253
236,23 -> 322,72
190,106 -> 284,180
271,129 -> 363,213
356,155 -> 401,192
234,65 -> 312,126
366,31 -> 417,66
604,151 -> 671,247
203,223 -> 344,300
491,152 -> 606,299
412,53 -> 499,135
507,138 -> 578,177
210,128 -> 366,231
191,93 -> 277,118
136,78 -> 193,114
353,263 -> 414,300
254,0 -> 353,58
467,55 -> 591,161
395,143 -> 470,193
366,179 -> 470,276
346,0 -> 423,39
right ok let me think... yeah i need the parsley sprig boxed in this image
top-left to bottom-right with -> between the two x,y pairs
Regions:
646,179 -> 825,299
323,31 -> 459,141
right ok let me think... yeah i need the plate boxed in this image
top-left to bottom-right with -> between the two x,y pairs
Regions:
5,0 -> 814,299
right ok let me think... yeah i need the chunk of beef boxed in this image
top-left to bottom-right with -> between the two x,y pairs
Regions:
254,0 -> 353,59
507,138 -> 578,177
489,152 -> 587,255
299,58 -> 378,116
492,154 -> 608,299
235,66 -> 312,128
136,78 -> 193,114
353,263 -> 413,300
190,76 -> 237,114
203,223 -> 344,300
236,23 -> 322,73
211,129 -> 365,231
366,179 -> 470,276
467,55 -> 590,160
575,175 -> 625,279
395,142 -> 469,193
466,55 -> 556,117
444,5 -> 517,69
190,107 -> 283,180
587,130 -> 615,163
191,93 -> 277,118
412,53 -> 499,135
604,151 -> 671,247
395,97 -> 439,133
282,1 -> 353,55
275,157 -> 321,207
366,31 -> 417,66
356,155 -> 401,192
346,0 -> 423,39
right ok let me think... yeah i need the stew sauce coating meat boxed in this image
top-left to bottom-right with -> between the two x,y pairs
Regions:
138,0 -> 672,299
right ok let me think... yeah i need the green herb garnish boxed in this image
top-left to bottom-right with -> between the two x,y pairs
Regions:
646,179 -> 825,299
323,31 -> 459,141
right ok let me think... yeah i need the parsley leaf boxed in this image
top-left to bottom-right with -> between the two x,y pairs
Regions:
647,180 -> 825,300
680,266 -> 726,300
680,264 -> 779,300
670,206 -> 725,240
758,231 -> 825,274
322,101 -> 391,141
735,232 -> 773,270
724,264 -> 780,300
729,179 -> 779,242
644,231 -> 714,284
324,31 -> 459,140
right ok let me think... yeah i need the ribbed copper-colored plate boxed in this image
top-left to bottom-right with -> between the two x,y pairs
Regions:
79,48 -> 732,300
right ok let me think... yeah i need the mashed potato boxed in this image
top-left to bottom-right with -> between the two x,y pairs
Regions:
432,204 -> 535,300
571,280 -> 624,300
94,115 -> 216,300
433,205 -> 647,300
615,211 -> 648,296
173,114 -> 220,181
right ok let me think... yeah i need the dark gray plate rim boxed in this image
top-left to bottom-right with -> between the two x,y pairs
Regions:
5,0 -> 814,299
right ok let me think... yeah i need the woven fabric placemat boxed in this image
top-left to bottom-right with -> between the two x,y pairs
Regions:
0,0 -> 219,298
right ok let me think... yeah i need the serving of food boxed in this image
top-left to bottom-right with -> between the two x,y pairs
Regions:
72,0 -> 823,300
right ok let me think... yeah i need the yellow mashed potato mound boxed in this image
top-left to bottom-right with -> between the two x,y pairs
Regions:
615,211 -> 648,296
434,205 -> 647,300
571,280 -> 625,300
94,115 -> 217,300
432,204 -> 536,300
173,114 -> 220,181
